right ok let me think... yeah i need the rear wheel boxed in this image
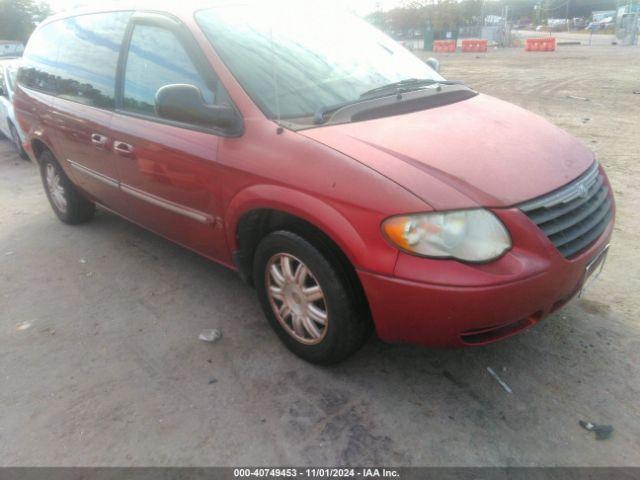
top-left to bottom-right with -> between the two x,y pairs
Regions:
9,123 -> 28,160
254,231 -> 370,365
39,150 -> 95,224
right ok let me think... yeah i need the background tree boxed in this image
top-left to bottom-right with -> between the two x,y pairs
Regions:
367,0 -> 620,34
0,0 -> 51,43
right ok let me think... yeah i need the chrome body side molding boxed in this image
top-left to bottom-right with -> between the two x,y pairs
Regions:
67,159 -> 213,225
120,184 -> 214,225
68,160 -> 119,188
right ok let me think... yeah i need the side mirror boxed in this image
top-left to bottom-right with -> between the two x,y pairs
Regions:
155,84 -> 240,131
426,57 -> 441,73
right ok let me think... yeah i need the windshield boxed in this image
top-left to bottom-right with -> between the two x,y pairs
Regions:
195,4 -> 444,124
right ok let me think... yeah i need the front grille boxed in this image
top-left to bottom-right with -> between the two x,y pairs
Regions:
520,162 -> 613,258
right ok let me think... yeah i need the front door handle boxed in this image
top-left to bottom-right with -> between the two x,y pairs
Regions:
114,141 -> 135,158
91,133 -> 109,149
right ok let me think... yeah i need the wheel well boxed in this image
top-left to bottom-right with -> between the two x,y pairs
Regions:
234,209 -> 369,314
31,139 -> 49,162
235,210 -> 340,282
7,120 -> 18,139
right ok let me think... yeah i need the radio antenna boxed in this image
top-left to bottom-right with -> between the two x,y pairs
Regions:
270,25 -> 282,131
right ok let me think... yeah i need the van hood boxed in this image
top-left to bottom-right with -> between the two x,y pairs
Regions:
301,94 -> 594,210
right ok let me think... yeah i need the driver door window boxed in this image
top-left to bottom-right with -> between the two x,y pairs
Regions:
122,25 -> 217,119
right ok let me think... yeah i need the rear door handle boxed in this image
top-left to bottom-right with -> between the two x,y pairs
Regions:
91,133 -> 109,149
113,141 -> 135,158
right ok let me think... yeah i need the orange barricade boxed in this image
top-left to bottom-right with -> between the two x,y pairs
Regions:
461,39 -> 488,53
525,37 -> 556,52
433,40 -> 456,53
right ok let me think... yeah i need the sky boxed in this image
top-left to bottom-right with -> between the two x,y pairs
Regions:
45,0 -> 404,15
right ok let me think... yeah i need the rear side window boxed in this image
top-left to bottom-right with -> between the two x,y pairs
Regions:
18,21 -> 64,94
56,12 -> 132,108
122,25 -> 216,117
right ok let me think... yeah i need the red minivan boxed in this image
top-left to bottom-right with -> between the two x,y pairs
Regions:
15,2 -> 615,364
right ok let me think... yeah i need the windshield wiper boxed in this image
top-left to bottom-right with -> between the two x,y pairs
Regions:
313,99 -> 364,125
359,78 -> 464,99
312,79 -> 466,125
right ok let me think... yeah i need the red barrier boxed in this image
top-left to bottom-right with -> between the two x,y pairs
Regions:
525,37 -> 556,52
433,40 -> 456,53
461,39 -> 488,53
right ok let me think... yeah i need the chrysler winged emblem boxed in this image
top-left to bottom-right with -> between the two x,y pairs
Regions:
576,183 -> 589,199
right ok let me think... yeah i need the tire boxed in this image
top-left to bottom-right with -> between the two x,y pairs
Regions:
39,150 -> 95,225
9,123 -> 29,160
254,230 -> 370,365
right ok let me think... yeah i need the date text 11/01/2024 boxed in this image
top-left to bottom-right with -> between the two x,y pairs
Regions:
233,468 -> 400,478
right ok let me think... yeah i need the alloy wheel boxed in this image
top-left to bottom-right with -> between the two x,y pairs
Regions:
265,253 -> 329,345
46,163 -> 68,214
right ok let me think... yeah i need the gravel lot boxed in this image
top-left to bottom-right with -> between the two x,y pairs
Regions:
1,45 -> 639,467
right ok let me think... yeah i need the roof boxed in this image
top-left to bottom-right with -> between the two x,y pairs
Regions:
40,0 -> 254,26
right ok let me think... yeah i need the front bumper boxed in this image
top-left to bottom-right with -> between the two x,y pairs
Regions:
358,208 -> 614,347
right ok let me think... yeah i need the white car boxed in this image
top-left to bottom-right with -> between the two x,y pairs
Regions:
0,58 -> 28,159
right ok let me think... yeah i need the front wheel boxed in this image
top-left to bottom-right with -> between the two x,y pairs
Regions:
254,231 -> 370,365
39,150 -> 95,224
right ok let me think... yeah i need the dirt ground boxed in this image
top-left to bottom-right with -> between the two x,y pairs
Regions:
1,46 -> 639,467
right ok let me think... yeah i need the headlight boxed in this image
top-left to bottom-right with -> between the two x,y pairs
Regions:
382,209 -> 511,262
